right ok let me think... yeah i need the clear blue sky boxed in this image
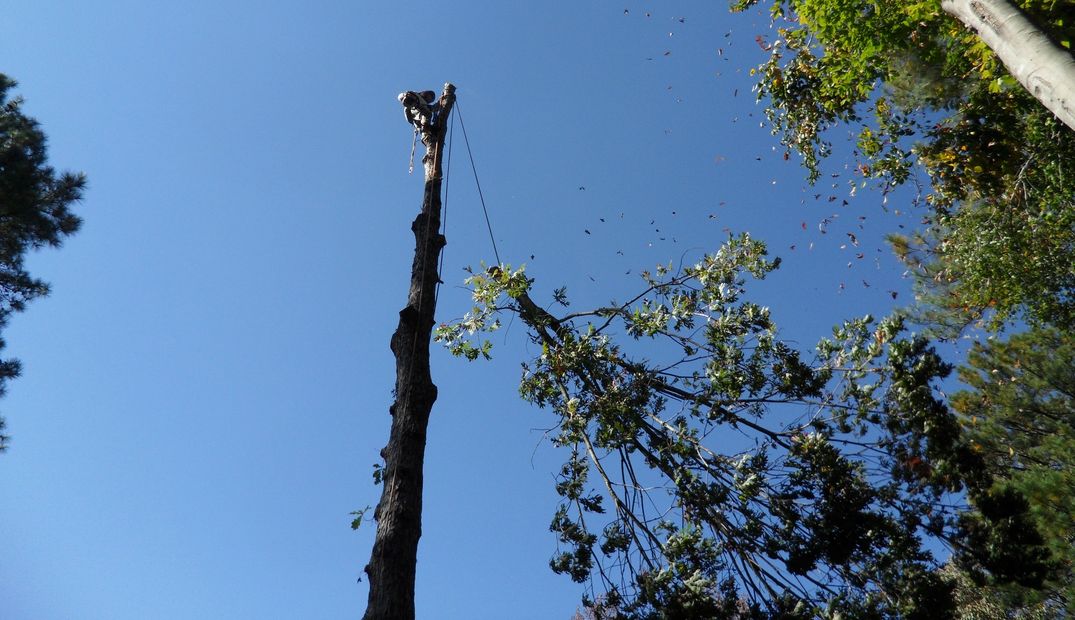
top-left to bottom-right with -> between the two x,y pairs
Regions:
1,2 -> 919,618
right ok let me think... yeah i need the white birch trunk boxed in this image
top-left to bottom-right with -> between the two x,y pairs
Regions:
942,0 -> 1075,132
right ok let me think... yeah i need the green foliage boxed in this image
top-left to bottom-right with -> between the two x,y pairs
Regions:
957,486 -> 1055,588
732,0 -> 1075,330
732,2 -> 1075,602
951,327 -> 1075,614
940,561 -> 1055,620
434,263 -> 528,361
439,235 -> 1041,617
0,74 -> 84,450
893,88 -> 1075,333
350,506 -> 372,530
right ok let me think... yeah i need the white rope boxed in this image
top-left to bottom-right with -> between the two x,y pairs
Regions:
408,128 -> 418,174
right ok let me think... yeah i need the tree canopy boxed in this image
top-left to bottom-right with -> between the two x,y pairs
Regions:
429,5 -> 1075,611
0,74 -> 84,450
733,0 -> 1075,331
437,235 -> 1055,618
706,6 -> 1075,611
951,327 -> 1075,614
421,3 -> 1075,616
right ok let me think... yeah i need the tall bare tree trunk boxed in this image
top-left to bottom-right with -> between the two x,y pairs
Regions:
942,0 -> 1075,131
363,82 -> 455,620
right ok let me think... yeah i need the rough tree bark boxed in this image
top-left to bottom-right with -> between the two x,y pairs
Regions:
363,82 -> 455,620
942,0 -> 1075,131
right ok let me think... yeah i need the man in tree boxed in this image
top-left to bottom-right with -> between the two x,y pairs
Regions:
429,3 -> 1075,613
0,73 -> 84,450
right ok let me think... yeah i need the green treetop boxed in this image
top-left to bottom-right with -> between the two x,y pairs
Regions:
0,74 -> 84,450
731,0 -> 1075,332
952,326 -> 1075,615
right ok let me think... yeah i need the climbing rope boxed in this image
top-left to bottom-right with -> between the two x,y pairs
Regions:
408,128 -> 418,174
455,100 -> 502,266
435,107 -> 454,306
